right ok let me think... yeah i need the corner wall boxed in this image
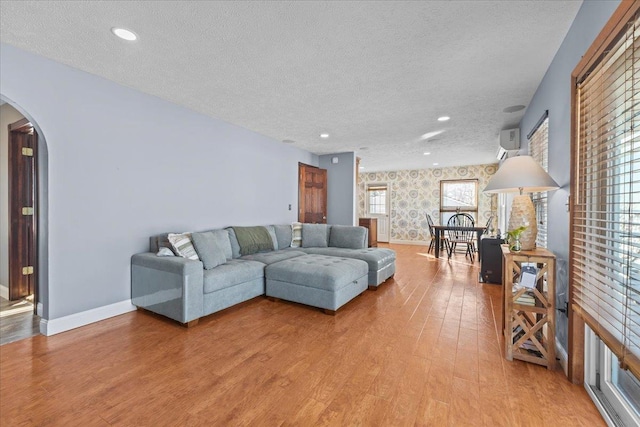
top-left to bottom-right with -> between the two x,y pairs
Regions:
519,0 -> 620,352
0,43 -> 317,325
319,152 -> 356,226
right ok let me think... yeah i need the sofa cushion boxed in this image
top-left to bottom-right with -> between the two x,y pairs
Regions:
301,247 -> 396,271
167,233 -> 200,260
200,229 -> 233,260
240,250 -> 306,265
226,227 -> 241,258
329,225 -> 367,249
191,231 -> 227,270
215,229 -> 233,260
302,224 -> 330,248
265,254 -> 367,291
203,259 -> 265,294
273,224 -> 293,250
291,222 -> 302,247
264,225 -> 279,250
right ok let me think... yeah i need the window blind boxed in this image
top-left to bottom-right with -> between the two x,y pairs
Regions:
572,12 -> 640,378
529,114 -> 549,249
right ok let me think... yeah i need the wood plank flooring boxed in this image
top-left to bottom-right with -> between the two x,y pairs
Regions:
0,296 -> 40,346
0,244 -> 604,426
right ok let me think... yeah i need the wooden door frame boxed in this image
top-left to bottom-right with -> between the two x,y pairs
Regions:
365,182 -> 390,242
298,163 -> 328,224
8,117 -> 38,306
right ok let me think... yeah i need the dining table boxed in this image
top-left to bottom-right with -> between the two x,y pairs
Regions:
432,225 -> 488,262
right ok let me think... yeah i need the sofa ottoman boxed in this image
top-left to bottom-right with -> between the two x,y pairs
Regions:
265,254 -> 368,314
300,247 -> 396,288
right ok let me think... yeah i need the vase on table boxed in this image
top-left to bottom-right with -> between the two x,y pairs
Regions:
510,237 -> 521,253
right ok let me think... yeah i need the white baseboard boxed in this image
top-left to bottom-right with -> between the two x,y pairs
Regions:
0,284 -> 8,300
40,299 -> 136,336
389,239 -> 430,246
556,337 -> 568,376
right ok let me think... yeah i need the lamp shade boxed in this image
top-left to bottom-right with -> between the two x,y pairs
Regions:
484,155 -> 559,251
484,155 -> 559,193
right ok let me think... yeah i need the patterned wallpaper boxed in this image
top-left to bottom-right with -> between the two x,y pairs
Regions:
357,164 -> 498,243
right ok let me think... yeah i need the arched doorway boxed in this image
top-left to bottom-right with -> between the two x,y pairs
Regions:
0,96 -> 48,344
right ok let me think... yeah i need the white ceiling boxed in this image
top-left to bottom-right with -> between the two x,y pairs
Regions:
0,1 -> 582,172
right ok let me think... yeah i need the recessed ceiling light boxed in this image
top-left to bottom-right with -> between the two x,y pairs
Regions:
437,116 -> 450,122
433,163 -> 439,166
320,133 -> 330,139
420,130 -> 444,140
423,152 -> 431,155
359,146 -> 369,150
111,27 -> 138,41
359,166 -> 365,169
503,105 -> 526,113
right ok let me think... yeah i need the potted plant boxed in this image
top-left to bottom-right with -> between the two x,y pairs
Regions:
506,226 -> 527,252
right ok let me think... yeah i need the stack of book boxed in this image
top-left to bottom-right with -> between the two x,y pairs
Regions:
512,326 -> 544,357
513,286 -> 536,306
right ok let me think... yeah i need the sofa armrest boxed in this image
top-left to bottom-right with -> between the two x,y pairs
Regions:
131,252 -> 204,323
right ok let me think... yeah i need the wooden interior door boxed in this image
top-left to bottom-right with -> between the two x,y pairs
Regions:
298,163 -> 327,224
8,119 -> 38,301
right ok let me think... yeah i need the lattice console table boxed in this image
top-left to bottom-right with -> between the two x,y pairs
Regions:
502,246 -> 556,369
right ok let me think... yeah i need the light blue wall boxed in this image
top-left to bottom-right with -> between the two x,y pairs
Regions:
0,43 -> 317,320
319,152 -> 356,226
519,0 -> 620,351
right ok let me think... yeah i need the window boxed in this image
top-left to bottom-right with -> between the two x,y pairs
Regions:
585,328 -> 640,427
572,4 -> 640,422
440,179 -> 478,224
528,112 -> 549,248
367,184 -> 387,215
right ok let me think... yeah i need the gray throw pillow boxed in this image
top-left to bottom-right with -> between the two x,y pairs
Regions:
210,229 -> 233,260
191,232 -> 227,270
264,225 -> 279,250
225,227 -> 242,259
329,225 -> 367,249
302,223 -> 330,248
273,224 -> 293,250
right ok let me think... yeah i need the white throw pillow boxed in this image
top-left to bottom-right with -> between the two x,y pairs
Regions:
167,233 -> 200,260
156,247 -> 175,257
291,222 -> 302,248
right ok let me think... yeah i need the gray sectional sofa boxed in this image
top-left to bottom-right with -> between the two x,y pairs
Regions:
131,223 -> 396,326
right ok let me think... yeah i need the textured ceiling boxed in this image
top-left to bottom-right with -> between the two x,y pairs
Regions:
0,1 -> 582,172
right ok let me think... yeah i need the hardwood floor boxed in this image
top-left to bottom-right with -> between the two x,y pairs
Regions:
0,296 -> 40,346
0,244 -> 603,426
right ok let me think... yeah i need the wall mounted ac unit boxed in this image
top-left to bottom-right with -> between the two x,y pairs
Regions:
500,128 -> 520,150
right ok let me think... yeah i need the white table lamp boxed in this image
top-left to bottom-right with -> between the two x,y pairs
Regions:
484,155 -> 559,250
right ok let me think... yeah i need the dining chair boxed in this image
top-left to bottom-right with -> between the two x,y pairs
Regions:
426,213 -> 436,253
446,213 -> 476,259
